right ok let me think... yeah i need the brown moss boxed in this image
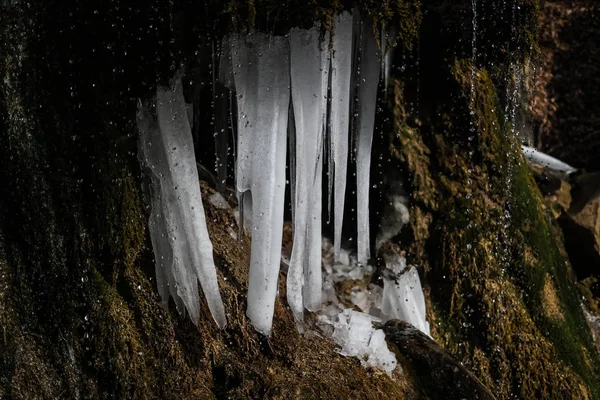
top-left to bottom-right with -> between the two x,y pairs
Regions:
542,274 -> 565,322
389,59 -> 600,398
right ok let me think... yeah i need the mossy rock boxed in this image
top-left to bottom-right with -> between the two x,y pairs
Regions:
389,54 -> 600,398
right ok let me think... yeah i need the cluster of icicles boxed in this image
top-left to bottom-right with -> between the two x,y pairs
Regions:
137,11 -> 413,336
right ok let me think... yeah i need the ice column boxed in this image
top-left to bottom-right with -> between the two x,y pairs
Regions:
230,34 -> 290,335
137,78 -> 227,328
288,27 -> 330,317
330,12 -> 354,262
355,19 -> 381,266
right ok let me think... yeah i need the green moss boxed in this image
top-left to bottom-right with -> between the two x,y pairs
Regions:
390,58 -> 600,398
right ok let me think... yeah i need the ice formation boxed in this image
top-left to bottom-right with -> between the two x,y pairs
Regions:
139,12 -> 430,353
330,12 -> 354,261
380,254 -> 430,336
324,309 -> 397,375
288,27 -> 330,318
318,239 -> 397,374
230,33 -> 290,335
137,78 -> 227,328
355,18 -> 382,266
521,145 -> 577,174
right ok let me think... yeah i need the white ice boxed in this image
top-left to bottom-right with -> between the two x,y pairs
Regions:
380,254 -> 430,336
327,309 -> 397,375
521,145 -> 577,174
355,18 -> 381,266
288,27 -> 330,317
330,12 -> 354,261
230,33 -> 290,335
137,77 -> 227,328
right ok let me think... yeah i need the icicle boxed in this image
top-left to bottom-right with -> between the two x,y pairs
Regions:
230,33 -> 290,335
355,19 -> 381,266
288,101 -> 297,227
380,253 -> 430,336
521,145 -> 577,174
137,78 -> 227,328
137,103 -> 182,313
330,12 -> 354,262
288,27 -> 330,317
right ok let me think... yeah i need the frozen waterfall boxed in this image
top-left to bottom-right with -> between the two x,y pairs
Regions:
137,77 -> 227,328
138,12 -> 430,352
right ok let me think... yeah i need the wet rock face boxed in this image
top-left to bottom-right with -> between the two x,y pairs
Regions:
532,0 -> 600,171
560,198 -> 600,296
380,320 -> 496,400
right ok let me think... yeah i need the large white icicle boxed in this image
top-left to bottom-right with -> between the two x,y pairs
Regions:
230,34 -> 290,335
137,78 -> 227,328
521,145 -> 577,174
288,27 -> 330,318
381,253 -> 430,336
330,12 -> 354,262
355,19 -> 381,266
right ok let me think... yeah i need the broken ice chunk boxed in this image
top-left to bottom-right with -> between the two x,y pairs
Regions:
380,254 -> 430,336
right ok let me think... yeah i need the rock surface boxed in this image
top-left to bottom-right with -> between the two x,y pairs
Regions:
381,320 -> 496,400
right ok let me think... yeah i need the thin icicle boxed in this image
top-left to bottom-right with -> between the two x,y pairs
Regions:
355,19 -> 381,266
330,12 -> 354,261
288,27 -> 330,317
521,145 -> 577,174
137,78 -> 227,328
288,101 -> 296,227
230,33 -> 290,335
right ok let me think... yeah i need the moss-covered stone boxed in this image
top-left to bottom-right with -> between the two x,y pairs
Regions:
389,53 -> 600,398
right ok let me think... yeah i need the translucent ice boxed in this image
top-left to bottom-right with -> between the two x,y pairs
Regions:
381,254 -> 430,336
329,309 -> 397,374
521,145 -> 577,174
330,12 -> 354,261
288,27 -> 330,317
137,78 -> 227,328
230,33 -> 290,335
355,18 -> 381,266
